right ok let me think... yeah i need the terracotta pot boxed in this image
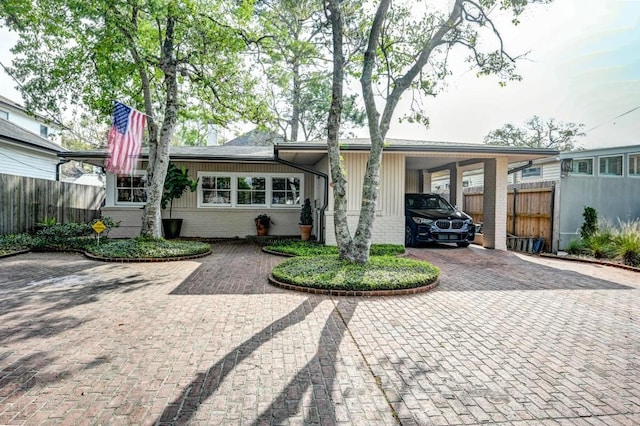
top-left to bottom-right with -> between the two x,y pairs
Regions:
299,225 -> 312,241
256,225 -> 268,236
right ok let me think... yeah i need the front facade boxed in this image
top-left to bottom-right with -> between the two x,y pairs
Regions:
60,140 -> 557,249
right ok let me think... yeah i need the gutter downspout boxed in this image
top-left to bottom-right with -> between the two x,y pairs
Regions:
508,160 -> 533,175
56,160 -> 69,181
274,152 -> 329,244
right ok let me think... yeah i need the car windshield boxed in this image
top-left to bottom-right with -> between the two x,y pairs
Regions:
406,195 -> 453,211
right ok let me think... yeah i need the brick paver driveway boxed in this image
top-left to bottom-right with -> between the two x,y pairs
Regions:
0,242 -> 638,425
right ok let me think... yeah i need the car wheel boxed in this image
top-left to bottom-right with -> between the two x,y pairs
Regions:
456,242 -> 470,248
405,225 -> 416,247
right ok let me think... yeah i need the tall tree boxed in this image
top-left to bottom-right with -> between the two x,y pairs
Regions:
1,0 -> 267,237
484,115 -> 585,151
257,0 -> 364,141
326,0 -> 550,263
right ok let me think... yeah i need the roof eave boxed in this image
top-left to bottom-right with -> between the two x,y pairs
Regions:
275,143 -> 559,157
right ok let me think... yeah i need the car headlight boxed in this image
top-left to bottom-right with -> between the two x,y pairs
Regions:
412,217 -> 433,225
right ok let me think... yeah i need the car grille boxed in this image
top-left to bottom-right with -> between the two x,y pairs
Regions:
435,219 -> 465,229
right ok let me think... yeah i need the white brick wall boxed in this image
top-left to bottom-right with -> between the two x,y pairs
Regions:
482,158 -> 508,250
324,212 -> 404,246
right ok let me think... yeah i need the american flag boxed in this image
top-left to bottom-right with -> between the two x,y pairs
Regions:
105,101 -> 147,174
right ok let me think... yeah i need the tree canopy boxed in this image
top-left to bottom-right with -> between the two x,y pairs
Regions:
326,0 -> 552,262
484,115 -> 585,151
1,0 -> 268,237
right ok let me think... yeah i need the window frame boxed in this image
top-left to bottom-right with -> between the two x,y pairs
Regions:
40,124 -> 48,138
114,172 -> 148,206
197,171 -> 304,209
521,167 -> 542,179
198,173 -> 233,207
0,110 -> 8,120
569,158 -> 594,176
628,153 -> 640,177
598,155 -> 623,177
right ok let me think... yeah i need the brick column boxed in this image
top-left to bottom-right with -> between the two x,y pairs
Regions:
422,171 -> 432,193
449,164 -> 464,208
483,157 -> 508,250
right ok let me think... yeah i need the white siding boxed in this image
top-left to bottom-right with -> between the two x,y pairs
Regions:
0,142 -> 59,180
1,109 -> 62,144
103,160 -> 321,239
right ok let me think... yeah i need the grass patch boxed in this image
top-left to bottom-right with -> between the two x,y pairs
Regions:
272,255 -> 439,291
265,240 -> 405,257
85,237 -> 211,259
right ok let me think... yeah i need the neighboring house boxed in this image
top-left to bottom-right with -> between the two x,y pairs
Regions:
224,128 -> 284,146
0,95 -> 63,143
0,118 -> 67,180
557,145 -> 640,249
431,144 -> 640,251
59,139 -> 557,249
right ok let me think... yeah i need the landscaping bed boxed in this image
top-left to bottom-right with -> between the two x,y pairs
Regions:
265,240 -> 439,293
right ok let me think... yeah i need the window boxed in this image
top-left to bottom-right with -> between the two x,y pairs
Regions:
201,175 -> 231,205
272,177 -> 301,205
599,155 -> 622,176
0,110 -> 8,120
237,176 -> 266,205
628,154 -> 640,177
40,125 -> 48,138
198,172 -> 303,208
116,174 -> 147,203
522,167 -> 541,178
570,158 -> 593,175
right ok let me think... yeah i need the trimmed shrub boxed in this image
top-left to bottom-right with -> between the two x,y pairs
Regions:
580,206 -> 598,239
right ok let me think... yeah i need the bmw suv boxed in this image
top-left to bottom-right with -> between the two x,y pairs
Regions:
405,193 -> 475,247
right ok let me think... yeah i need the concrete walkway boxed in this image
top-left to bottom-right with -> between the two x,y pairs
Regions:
0,241 -> 638,425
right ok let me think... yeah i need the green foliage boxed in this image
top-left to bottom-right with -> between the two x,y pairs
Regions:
255,214 -> 274,228
484,116 -> 585,151
32,222 -> 94,250
612,220 -> 640,267
567,219 -> 640,267
272,255 -> 439,291
299,198 -> 313,225
85,238 -> 210,259
265,240 -> 405,257
580,206 -> 599,239
565,239 -> 587,256
583,231 -> 615,259
36,215 -> 57,227
162,164 -> 198,219
0,233 -> 38,255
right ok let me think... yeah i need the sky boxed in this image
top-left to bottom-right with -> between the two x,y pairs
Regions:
0,0 -> 639,150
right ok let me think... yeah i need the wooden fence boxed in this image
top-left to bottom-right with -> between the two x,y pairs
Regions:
463,181 -> 557,251
0,173 -> 105,235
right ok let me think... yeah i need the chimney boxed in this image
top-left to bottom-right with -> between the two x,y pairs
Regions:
206,122 -> 218,146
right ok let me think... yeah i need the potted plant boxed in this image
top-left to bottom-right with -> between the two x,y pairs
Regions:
299,198 -> 313,241
162,163 -> 198,239
254,214 -> 273,236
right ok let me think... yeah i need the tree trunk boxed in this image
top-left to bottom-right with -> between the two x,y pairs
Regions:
290,61 -> 300,142
326,0 -> 354,260
140,14 -> 178,238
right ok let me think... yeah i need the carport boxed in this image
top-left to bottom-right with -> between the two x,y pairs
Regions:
275,139 -> 558,250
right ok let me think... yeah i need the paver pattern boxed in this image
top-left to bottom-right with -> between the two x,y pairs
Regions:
0,241 -> 638,425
